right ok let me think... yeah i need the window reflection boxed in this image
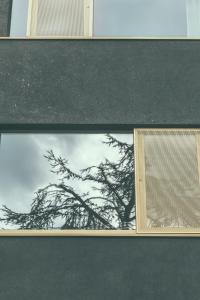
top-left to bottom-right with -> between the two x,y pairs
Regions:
94,0 -> 200,37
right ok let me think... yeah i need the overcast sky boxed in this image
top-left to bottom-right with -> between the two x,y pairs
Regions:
0,133 -> 133,228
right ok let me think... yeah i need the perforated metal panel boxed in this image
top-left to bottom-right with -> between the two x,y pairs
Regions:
135,129 -> 200,232
31,0 -> 85,36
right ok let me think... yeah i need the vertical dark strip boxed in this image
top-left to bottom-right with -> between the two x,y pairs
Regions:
0,0 -> 13,36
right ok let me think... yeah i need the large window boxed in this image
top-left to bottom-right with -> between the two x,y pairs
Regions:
0,132 -> 135,234
1,129 -> 200,236
9,0 -> 200,37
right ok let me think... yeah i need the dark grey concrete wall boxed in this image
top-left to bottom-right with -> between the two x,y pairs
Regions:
1,39 -> 200,300
0,39 -> 200,127
0,0 -> 12,36
0,237 -> 200,300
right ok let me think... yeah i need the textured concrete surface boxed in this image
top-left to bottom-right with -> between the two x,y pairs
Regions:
0,237 -> 199,300
0,39 -> 200,126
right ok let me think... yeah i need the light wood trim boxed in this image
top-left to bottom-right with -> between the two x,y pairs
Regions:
135,129 -> 147,232
196,134 -> 200,185
26,0 -> 33,36
27,0 -> 38,36
1,229 -> 200,236
135,128 -> 200,132
0,230 -> 136,236
2,37 -> 200,40
84,0 -> 93,37
136,227 -> 200,234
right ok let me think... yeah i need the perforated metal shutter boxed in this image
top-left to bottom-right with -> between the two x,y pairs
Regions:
33,0 -> 85,36
136,129 -> 200,231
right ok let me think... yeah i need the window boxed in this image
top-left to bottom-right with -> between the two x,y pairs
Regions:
0,132 -> 135,235
94,0 -> 187,37
135,129 -> 200,233
1,129 -> 200,236
94,0 -> 200,37
9,0 -> 200,37
10,0 -> 30,36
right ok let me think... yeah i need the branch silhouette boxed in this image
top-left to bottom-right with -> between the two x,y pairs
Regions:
0,134 -> 135,230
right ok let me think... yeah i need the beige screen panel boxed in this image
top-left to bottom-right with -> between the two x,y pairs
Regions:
135,129 -> 200,233
29,0 -> 93,37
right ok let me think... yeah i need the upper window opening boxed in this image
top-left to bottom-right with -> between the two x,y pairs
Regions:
9,0 -> 200,38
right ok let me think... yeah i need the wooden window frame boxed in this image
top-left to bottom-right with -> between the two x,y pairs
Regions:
26,0 -> 94,37
135,128 -> 200,234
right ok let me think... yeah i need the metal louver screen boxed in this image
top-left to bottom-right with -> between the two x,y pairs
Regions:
35,0 -> 85,36
136,129 -> 200,232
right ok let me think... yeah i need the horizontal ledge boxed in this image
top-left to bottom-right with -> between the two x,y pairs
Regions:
1,230 -> 200,237
1,37 -> 200,40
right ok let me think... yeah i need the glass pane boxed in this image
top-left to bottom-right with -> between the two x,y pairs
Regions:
10,0 -> 29,36
0,133 -> 135,230
137,130 -> 200,230
34,0 -> 85,36
94,0 -> 200,37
